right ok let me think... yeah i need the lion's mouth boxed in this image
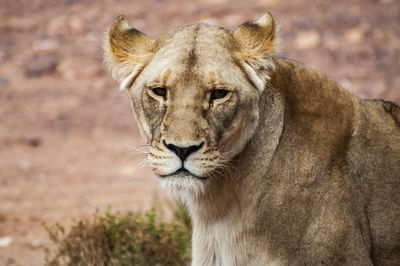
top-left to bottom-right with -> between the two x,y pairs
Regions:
160,168 -> 208,180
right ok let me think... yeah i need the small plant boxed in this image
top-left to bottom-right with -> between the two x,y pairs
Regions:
44,202 -> 192,266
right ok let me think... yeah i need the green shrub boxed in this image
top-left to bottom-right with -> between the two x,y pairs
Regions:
44,201 -> 192,266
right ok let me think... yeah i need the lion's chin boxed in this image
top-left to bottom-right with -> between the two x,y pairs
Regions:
160,168 -> 208,180
158,169 -> 208,199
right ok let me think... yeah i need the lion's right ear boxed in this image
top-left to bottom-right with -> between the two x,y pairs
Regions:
103,16 -> 154,90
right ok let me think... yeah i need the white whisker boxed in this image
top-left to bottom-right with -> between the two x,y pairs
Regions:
135,156 -> 151,169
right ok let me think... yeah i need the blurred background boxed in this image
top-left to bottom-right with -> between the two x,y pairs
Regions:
0,0 -> 399,264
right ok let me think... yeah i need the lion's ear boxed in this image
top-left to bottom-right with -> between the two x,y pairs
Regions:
104,16 -> 154,90
234,12 -> 276,56
234,13 -> 276,94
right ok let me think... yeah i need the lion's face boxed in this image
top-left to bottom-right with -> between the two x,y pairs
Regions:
104,14 -> 276,195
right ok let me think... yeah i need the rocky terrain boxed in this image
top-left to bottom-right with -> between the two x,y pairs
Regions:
0,0 -> 399,264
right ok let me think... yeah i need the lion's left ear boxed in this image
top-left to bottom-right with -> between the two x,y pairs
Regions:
103,16 -> 154,90
234,12 -> 276,94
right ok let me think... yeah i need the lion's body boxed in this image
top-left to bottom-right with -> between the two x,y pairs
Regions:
105,14 -> 400,265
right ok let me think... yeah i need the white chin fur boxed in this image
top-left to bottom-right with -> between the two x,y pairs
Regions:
159,175 -> 206,200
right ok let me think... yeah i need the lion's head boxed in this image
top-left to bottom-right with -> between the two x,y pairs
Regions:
104,14 -> 276,196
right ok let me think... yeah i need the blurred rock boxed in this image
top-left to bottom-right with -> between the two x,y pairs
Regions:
69,16 -> 84,32
323,32 -> 341,50
345,27 -> 365,43
294,30 -> 321,50
5,258 -> 16,266
0,51 -> 5,62
59,0 -> 80,3
0,213 -> 6,223
17,159 -> 31,171
119,165 -> 137,176
25,137 -> 42,147
26,237 -> 45,249
7,17 -> 34,31
23,55 -> 57,77
202,0 -> 229,3
0,236 -> 12,248
0,76 -> 8,87
47,16 -> 68,36
257,0 -> 281,5
32,39 -> 59,52
57,57 -> 104,80
47,15 -> 84,36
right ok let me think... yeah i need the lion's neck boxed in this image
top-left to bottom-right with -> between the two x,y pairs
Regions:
186,174 -> 245,266
186,170 -> 242,221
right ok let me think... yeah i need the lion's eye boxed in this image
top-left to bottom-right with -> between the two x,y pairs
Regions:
152,87 -> 167,99
210,89 -> 229,101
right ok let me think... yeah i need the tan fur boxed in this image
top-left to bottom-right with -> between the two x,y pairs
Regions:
104,13 -> 400,265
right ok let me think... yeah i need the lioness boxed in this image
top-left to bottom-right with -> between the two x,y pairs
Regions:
104,13 -> 400,265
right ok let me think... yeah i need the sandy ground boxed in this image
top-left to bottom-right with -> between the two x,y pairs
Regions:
0,0 -> 399,264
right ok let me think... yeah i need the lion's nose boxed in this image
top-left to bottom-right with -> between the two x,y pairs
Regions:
163,140 -> 204,162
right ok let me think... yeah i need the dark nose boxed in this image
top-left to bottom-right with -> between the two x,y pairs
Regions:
163,140 -> 204,162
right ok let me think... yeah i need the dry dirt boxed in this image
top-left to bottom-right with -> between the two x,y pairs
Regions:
0,0 -> 399,265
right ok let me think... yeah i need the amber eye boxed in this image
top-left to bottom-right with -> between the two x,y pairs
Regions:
152,87 -> 167,99
210,89 -> 229,101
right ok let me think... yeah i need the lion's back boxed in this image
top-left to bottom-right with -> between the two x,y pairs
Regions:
352,98 -> 400,264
